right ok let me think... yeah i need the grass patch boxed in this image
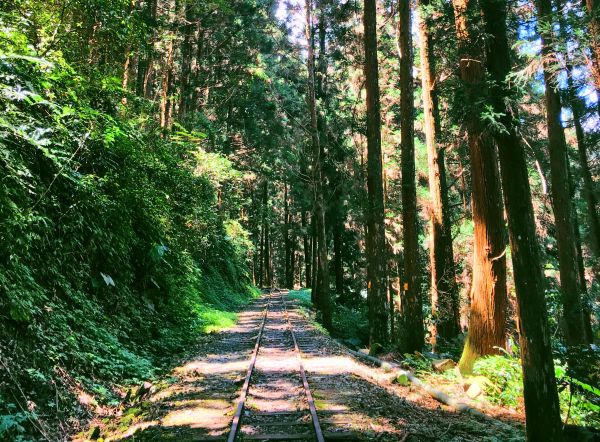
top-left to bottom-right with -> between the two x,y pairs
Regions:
196,306 -> 238,333
288,288 -> 312,308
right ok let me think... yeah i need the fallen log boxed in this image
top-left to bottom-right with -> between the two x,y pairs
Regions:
345,348 -> 484,417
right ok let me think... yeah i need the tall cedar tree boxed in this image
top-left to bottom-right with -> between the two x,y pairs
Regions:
302,211 -> 312,288
536,0 -> 586,345
305,0 -> 332,330
452,0 -> 508,374
557,1 -> 596,342
479,0 -> 563,437
398,0 -> 424,352
363,0 -> 389,346
416,0 -> 461,345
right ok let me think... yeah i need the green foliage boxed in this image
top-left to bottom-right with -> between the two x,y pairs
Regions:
401,352 -> 433,373
332,303 -> 369,346
472,353 -> 600,428
288,289 -> 313,309
473,354 -> 523,408
0,13 -> 256,440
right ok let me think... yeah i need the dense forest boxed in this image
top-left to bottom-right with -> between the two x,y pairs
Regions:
0,0 -> 599,439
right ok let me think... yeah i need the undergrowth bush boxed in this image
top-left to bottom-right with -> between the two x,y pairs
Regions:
0,13 -> 256,440
474,354 -> 600,428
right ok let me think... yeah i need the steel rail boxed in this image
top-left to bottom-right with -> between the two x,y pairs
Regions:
281,291 -> 325,442
227,293 -> 270,442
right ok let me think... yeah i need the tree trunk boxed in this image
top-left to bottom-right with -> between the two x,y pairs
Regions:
262,181 -> 271,287
302,211 -> 312,288
537,0 -> 586,345
311,211 -> 318,304
305,0 -> 331,330
140,0 -> 158,98
284,183 -> 292,288
258,186 -> 267,287
398,0 -> 423,352
416,0 -> 460,347
479,0 -> 563,437
333,209 -> 344,297
452,0 -> 508,374
290,239 -> 297,289
561,33 -> 595,343
562,36 -> 600,307
159,35 -> 174,129
573,203 -> 594,342
571,90 -> 600,261
178,1 -> 195,119
363,0 -> 389,346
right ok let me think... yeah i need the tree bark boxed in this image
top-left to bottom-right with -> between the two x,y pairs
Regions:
363,0 -> 389,346
302,211 -> 312,288
416,0 -> 460,347
284,183 -> 292,288
259,183 -> 266,288
311,211 -> 318,304
479,0 -> 563,438
558,6 -> 596,342
305,0 -> 332,330
536,0 -> 586,345
333,205 -> 344,297
452,0 -> 508,374
398,0 -> 423,352
178,0 -> 195,119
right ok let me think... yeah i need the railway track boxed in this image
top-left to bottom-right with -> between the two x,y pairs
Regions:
227,289 -> 351,442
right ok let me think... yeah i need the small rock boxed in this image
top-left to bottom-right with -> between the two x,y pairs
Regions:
432,358 -> 456,372
135,381 -> 153,399
465,382 -> 483,399
381,362 -> 393,373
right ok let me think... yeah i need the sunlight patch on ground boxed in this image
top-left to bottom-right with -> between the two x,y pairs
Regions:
108,421 -> 160,441
161,406 -> 229,428
177,357 -> 249,375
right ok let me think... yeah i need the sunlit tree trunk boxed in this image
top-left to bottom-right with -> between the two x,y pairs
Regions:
452,0 -> 507,374
416,0 -> 460,347
479,0 -> 563,437
363,0 -> 389,346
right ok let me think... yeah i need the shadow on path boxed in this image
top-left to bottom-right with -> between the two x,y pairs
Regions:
86,294 -> 525,442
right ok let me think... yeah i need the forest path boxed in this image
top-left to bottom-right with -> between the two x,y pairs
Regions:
83,290 -> 525,442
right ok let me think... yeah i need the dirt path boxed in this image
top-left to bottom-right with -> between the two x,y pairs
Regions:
82,291 -> 525,441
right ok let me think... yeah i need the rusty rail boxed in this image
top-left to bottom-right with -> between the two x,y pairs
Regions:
281,290 -> 325,442
227,289 -> 324,442
227,295 -> 270,442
